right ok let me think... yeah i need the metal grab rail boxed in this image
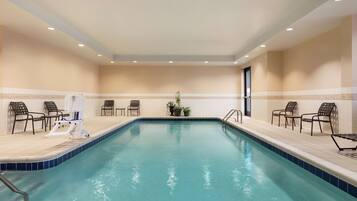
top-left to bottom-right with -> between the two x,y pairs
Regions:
223,109 -> 243,124
0,172 -> 29,201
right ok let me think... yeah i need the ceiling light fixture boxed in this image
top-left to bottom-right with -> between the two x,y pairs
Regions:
334,0 -> 342,2
245,55 -> 249,58
47,27 -> 55,31
78,43 -> 85,47
260,44 -> 266,48
110,61 -> 115,64
204,61 -> 209,64
234,61 -> 238,65
97,54 -> 102,57
286,27 -> 294,32
133,61 -> 138,63
169,61 -> 174,64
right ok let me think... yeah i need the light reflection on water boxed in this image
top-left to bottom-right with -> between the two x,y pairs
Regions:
167,166 -> 178,194
202,165 -> 212,190
131,165 -> 140,189
91,178 -> 110,201
232,168 -> 241,189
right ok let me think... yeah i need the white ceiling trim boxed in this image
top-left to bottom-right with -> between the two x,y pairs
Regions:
113,55 -> 235,62
9,0 -> 113,59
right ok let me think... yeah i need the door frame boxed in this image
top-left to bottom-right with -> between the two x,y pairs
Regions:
243,67 -> 252,117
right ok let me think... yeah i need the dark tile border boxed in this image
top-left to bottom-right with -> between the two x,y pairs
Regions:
0,118 -> 356,198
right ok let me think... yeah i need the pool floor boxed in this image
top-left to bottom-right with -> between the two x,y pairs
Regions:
0,120 -> 355,201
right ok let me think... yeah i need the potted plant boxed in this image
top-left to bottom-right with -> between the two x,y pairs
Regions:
175,91 -> 181,107
167,101 -> 175,116
183,107 -> 191,117
173,105 -> 182,116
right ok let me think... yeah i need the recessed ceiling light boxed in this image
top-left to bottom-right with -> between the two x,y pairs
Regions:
133,61 -> 138,63
234,61 -> 238,65
334,0 -> 342,2
47,27 -> 55,31
204,61 -> 209,64
245,55 -> 249,58
78,43 -> 85,47
110,61 -> 115,64
169,61 -> 174,64
260,44 -> 266,48
97,54 -> 102,57
286,28 -> 294,32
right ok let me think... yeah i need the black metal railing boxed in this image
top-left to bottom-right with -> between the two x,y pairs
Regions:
0,172 -> 29,201
223,109 -> 243,124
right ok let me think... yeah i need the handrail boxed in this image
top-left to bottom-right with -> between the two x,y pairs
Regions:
223,109 -> 243,124
0,172 -> 29,201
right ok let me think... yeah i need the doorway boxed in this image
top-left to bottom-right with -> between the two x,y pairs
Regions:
243,67 -> 251,117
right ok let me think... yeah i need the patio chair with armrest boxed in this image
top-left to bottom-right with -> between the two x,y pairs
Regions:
10,102 -> 46,135
44,101 -> 70,129
101,100 -> 115,116
300,102 -> 336,136
127,100 -> 140,116
271,101 -> 297,127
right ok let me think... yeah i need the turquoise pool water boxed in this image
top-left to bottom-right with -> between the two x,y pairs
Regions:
0,120 -> 355,201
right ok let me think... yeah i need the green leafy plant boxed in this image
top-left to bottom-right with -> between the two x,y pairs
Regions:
175,91 -> 181,107
167,101 -> 176,116
183,107 -> 191,116
167,101 -> 175,107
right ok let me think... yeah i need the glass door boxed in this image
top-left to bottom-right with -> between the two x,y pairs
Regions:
244,67 -> 251,117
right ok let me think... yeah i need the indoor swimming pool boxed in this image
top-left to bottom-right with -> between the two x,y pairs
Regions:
0,120 -> 355,201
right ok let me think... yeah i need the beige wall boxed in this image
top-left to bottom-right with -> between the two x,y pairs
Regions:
0,28 -> 100,134
267,52 -> 284,92
0,27 -> 3,85
98,64 -> 242,118
283,17 -> 351,91
341,17 -> 353,88
240,51 -> 284,122
241,17 -> 353,132
99,64 -> 241,94
247,53 -> 268,92
241,51 -> 283,93
0,28 -> 99,93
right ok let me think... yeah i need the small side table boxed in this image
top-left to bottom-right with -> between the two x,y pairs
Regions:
285,115 -> 301,131
115,108 -> 126,116
45,115 -> 61,130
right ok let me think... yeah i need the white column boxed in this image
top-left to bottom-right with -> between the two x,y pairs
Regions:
352,15 -> 357,133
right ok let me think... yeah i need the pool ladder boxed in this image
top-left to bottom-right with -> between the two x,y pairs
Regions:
0,172 -> 29,201
223,109 -> 243,124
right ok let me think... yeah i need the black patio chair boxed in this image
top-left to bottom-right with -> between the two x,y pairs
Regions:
44,101 -> 70,129
10,102 -> 46,135
331,134 -> 357,151
127,100 -> 140,116
271,101 -> 297,126
300,102 -> 336,136
101,100 -> 115,116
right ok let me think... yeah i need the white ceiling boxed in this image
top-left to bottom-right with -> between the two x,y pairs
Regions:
0,0 -> 355,65
237,0 -> 357,65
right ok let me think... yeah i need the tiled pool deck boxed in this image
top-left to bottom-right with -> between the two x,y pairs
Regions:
0,116 -> 356,196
